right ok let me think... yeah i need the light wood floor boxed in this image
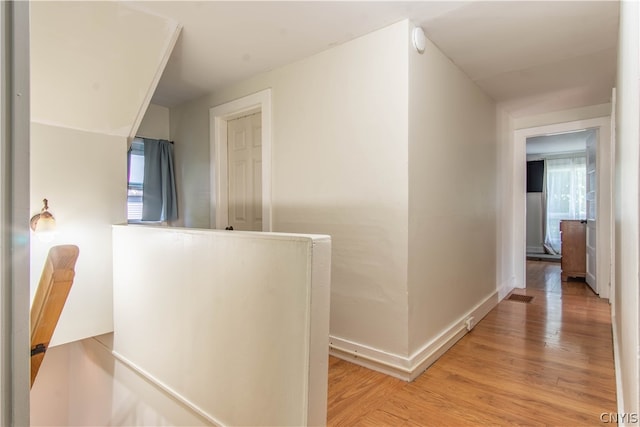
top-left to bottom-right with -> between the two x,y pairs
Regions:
327,260 -> 617,426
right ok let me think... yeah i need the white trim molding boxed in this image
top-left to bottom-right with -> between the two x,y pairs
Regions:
329,290 -> 499,381
209,89 -> 273,231
111,348 -> 224,426
1,2 -> 31,424
611,309 -> 626,419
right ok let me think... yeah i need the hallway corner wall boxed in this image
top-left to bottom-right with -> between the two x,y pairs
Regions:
407,24 -> 498,358
613,0 -> 640,415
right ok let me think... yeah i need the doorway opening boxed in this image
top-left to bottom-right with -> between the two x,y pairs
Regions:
209,89 -> 272,231
525,129 -> 593,258
513,117 -> 612,300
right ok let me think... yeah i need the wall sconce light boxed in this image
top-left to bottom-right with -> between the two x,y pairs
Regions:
30,198 -> 57,237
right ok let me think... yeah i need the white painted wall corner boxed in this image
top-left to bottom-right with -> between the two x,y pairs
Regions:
498,276 -> 519,300
329,290 -> 499,381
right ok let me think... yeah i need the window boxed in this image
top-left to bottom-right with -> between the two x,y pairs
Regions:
545,155 -> 586,253
127,137 -> 178,223
127,139 -> 144,222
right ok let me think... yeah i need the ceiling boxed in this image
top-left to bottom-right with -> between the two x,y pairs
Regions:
131,1 -> 619,117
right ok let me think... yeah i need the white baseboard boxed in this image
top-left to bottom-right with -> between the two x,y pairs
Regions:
329,290 -> 499,381
328,337 -> 413,381
611,308 -> 625,418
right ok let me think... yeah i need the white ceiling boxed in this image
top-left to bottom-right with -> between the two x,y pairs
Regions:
132,1 -> 619,117
424,1 -> 618,116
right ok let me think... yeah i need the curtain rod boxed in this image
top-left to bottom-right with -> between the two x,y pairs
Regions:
135,136 -> 173,144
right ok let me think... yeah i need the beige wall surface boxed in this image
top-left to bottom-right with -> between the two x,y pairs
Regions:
169,93 -> 218,228
614,0 -> 640,414
30,123 -> 127,346
136,103 -> 170,140
30,343 -> 70,425
113,226 -> 331,426
495,107 -> 517,294
407,31 -> 497,354
526,193 -> 544,253
171,20 -> 411,355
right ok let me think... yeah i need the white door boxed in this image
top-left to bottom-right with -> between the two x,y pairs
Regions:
227,112 -> 262,231
585,130 -> 597,292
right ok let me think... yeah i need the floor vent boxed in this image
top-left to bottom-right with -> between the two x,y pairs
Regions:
507,294 -> 534,303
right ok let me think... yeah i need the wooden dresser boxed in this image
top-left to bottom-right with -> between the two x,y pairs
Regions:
560,220 -> 586,281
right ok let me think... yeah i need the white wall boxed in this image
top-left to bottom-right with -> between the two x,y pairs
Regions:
170,19 -> 505,380
34,224 -> 332,427
168,96 -> 215,228
113,226 -> 331,426
30,124 -> 126,346
28,2 -> 180,346
526,193 -> 544,253
30,343 -> 70,425
31,335 -> 211,426
171,20 -> 411,356
136,104 -> 170,140
407,29 -> 497,356
613,0 -> 640,414
496,107 -> 517,296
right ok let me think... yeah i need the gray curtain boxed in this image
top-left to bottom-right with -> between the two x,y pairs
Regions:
127,146 -> 132,183
142,138 -> 178,222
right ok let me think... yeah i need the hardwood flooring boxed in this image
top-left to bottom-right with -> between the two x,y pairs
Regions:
327,260 -> 617,426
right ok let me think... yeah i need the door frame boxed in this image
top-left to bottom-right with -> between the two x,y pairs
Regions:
1,1 -> 31,423
513,116 -> 612,299
585,130 -> 597,291
209,89 -> 272,231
